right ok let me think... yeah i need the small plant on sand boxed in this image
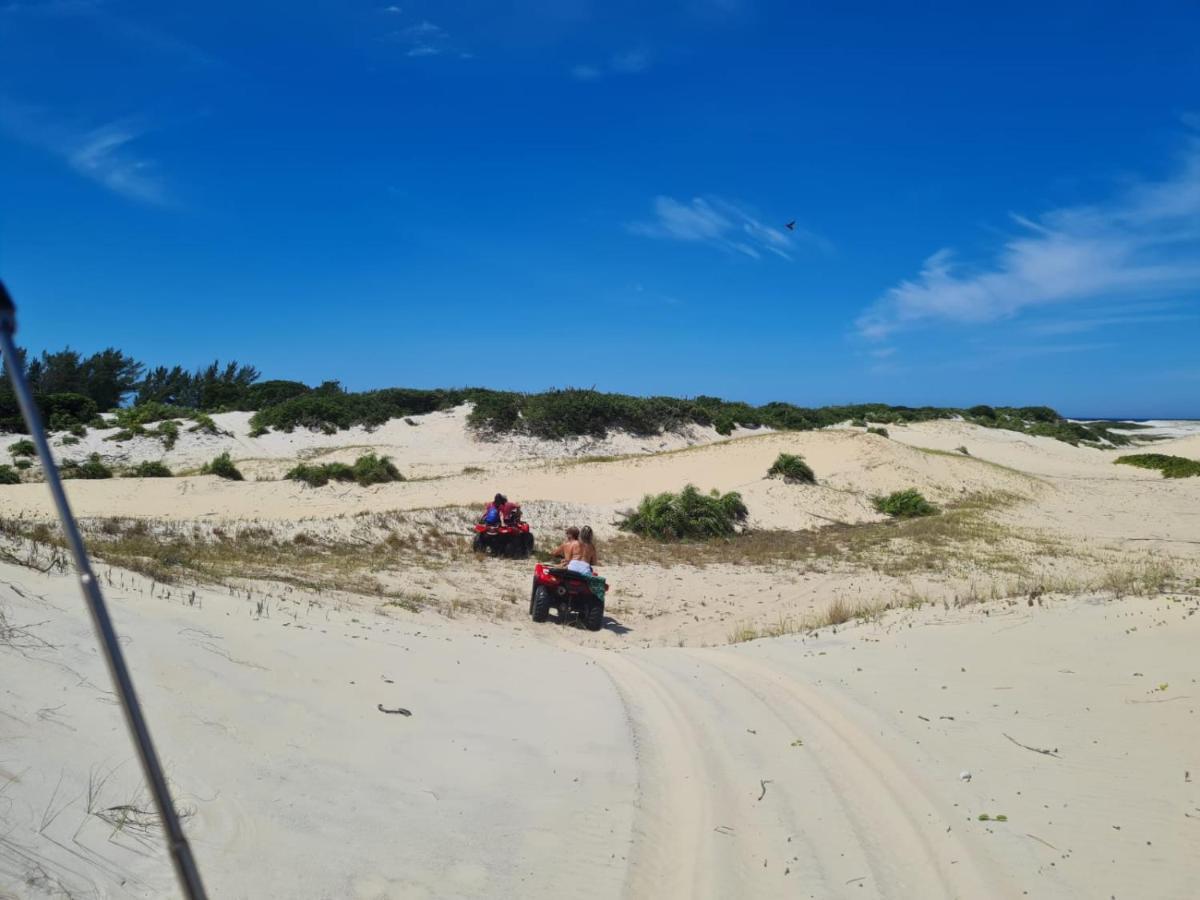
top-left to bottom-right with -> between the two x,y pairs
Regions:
61,435 -> 81,446
15,459 -> 32,470
188,412 -> 228,436
872,489 -> 938,518
286,453 -> 403,487
61,454 -> 113,479
152,419 -> 179,450
956,445 -> 970,455
126,460 -> 173,478
867,426 -> 890,438
619,484 -> 748,540
767,453 -> 816,484
850,418 -> 867,427
200,452 -> 243,481
1114,453 -> 1200,479
0,464 -> 21,485
8,439 -> 35,458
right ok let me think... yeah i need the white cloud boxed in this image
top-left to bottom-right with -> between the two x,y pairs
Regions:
389,18 -> 463,59
629,195 -> 820,260
857,140 -> 1200,339
0,101 -> 168,205
572,47 -> 652,80
610,48 -> 650,74
570,64 -> 601,81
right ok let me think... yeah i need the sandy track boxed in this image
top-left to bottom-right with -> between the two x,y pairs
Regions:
587,645 -> 1003,899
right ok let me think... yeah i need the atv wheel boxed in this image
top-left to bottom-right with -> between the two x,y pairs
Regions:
531,586 -> 552,623
584,601 -> 604,632
472,534 -> 485,553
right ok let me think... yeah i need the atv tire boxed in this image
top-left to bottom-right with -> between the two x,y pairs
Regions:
472,534 -> 485,553
585,601 -> 604,632
532,586 -> 552,623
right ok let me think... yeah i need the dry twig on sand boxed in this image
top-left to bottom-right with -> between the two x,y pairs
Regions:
1003,732 -> 1061,758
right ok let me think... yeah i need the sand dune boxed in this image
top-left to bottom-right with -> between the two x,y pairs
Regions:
2,414 -> 1199,898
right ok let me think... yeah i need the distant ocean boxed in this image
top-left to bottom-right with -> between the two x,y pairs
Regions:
1069,419 -> 1200,439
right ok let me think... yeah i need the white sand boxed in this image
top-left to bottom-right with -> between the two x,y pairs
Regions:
2,415 -> 1199,898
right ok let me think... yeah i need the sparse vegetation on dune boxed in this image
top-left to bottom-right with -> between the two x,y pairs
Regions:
61,454 -> 113,480
767,453 -> 816,484
867,426 -> 889,438
200,452 -> 243,481
0,464 -> 20,485
1115,453 -> 1200,478
873,489 -> 938,519
619,485 -> 748,541
8,439 -> 35,458
285,453 -> 404,487
126,460 -> 173,478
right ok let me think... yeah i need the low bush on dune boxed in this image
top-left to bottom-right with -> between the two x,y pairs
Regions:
1114,453 -> 1200,479
15,459 -> 31,470
188,412 -> 228,436
8,439 -> 35,458
767,453 -> 816,484
0,464 -> 20,485
285,453 -> 404,487
619,484 -> 748,541
867,426 -> 889,438
126,460 -> 173,478
872,489 -> 938,518
201,452 -> 243,481
61,454 -> 113,480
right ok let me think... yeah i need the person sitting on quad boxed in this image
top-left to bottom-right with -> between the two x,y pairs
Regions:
565,525 -> 598,576
502,502 -> 523,526
480,493 -> 509,527
549,526 -> 580,560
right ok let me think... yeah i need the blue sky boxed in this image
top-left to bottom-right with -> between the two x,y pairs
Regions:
1,1 -> 1198,417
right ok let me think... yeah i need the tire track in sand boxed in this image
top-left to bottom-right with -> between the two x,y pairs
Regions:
587,645 -> 1009,899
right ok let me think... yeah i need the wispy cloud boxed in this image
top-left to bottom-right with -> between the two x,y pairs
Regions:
571,47 -> 652,80
386,18 -> 469,58
857,139 -> 1200,339
629,195 -> 824,260
0,101 -> 169,205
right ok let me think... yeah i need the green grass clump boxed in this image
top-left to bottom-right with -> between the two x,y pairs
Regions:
767,453 -> 816,484
61,435 -> 81,446
0,464 -> 21,485
152,419 -> 179,449
188,412 -> 227,436
15,459 -> 32,470
619,484 -> 748,541
285,453 -> 404,487
1114,453 -> 1200,479
61,454 -> 113,479
867,426 -> 890,438
872,489 -> 938,518
8,439 -> 36,458
200,452 -> 243,481
126,460 -> 173,478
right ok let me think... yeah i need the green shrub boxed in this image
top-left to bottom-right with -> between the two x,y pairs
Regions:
956,445 -> 970,455
15,459 -> 32,470
872,489 -> 938,518
767,453 -> 816,484
61,435 -> 81,446
285,453 -> 404,487
113,402 -> 191,428
61,454 -> 113,480
867,426 -> 890,438
40,393 -> 98,429
351,453 -> 403,485
0,464 -> 20,485
619,484 -> 749,541
850,418 -> 867,427
105,429 -> 139,443
1115,454 -> 1200,479
152,419 -> 180,450
200,452 -> 243,481
9,439 -> 36,458
69,423 -> 87,437
188,413 -> 227,436
127,460 -> 173,478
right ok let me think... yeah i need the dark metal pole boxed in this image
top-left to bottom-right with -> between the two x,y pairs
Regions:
0,280 -> 208,900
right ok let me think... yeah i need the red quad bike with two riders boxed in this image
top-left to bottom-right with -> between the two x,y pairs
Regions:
529,563 -> 607,631
472,502 -> 534,558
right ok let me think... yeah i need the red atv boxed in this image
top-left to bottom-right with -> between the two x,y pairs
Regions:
530,563 -> 607,631
472,521 -> 534,558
